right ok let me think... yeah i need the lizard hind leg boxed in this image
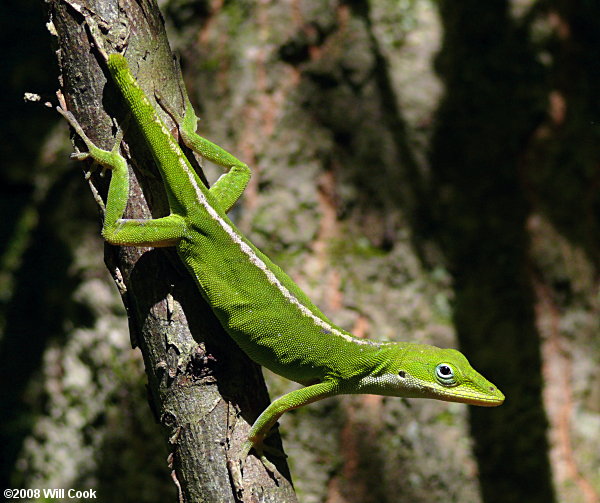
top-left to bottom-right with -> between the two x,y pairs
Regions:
57,105 -> 127,174
155,92 -> 251,214
57,104 -> 188,247
57,105 -> 129,214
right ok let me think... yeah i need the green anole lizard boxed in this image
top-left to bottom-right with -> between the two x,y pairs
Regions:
58,51 -> 504,487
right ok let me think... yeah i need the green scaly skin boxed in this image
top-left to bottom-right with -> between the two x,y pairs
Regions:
59,53 -> 504,487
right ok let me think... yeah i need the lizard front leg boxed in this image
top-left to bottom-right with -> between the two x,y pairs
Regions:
229,380 -> 339,492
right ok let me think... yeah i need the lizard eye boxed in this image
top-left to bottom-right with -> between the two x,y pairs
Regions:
435,363 -> 456,386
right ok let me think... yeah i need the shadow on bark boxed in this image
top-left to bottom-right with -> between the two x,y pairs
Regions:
299,1 -> 559,501
425,1 -> 555,502
0,171 -> 95,489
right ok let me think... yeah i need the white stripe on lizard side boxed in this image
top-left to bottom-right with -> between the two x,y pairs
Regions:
121,70 -> 378,348
172,148 -> 374,347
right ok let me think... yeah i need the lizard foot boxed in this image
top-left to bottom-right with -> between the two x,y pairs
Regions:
227,439 -> 284,495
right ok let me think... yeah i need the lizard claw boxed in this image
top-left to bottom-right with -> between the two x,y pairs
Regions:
227,439 -> 283,494
70,152 -> 91,161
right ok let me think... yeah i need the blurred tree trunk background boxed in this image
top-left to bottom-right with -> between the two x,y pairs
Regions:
1,0 -> 599,502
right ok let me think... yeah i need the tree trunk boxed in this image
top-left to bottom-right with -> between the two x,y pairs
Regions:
50,0 -> 297,501
428,1 -> 555,502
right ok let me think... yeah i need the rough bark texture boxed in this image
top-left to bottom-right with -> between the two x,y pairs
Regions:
49,0 -> 296,501
428,2 -> 554,502
170,2 -> 481,501
2,1 -> 600,502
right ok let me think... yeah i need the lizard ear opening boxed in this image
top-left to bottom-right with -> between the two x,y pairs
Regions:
398,370 -> 406,378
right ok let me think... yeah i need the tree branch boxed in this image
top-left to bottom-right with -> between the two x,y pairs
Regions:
49,0 -> 297,500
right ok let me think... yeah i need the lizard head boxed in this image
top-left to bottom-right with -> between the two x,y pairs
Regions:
357,343 -> 505,407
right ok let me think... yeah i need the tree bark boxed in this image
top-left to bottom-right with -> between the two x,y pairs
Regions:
429,1 -> 555,502
49,0 -> 297,501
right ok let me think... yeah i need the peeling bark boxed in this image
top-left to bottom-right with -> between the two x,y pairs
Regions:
49,0 -> 297,500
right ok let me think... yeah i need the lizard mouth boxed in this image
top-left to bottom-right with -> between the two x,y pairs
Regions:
436,385 -> 505,407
